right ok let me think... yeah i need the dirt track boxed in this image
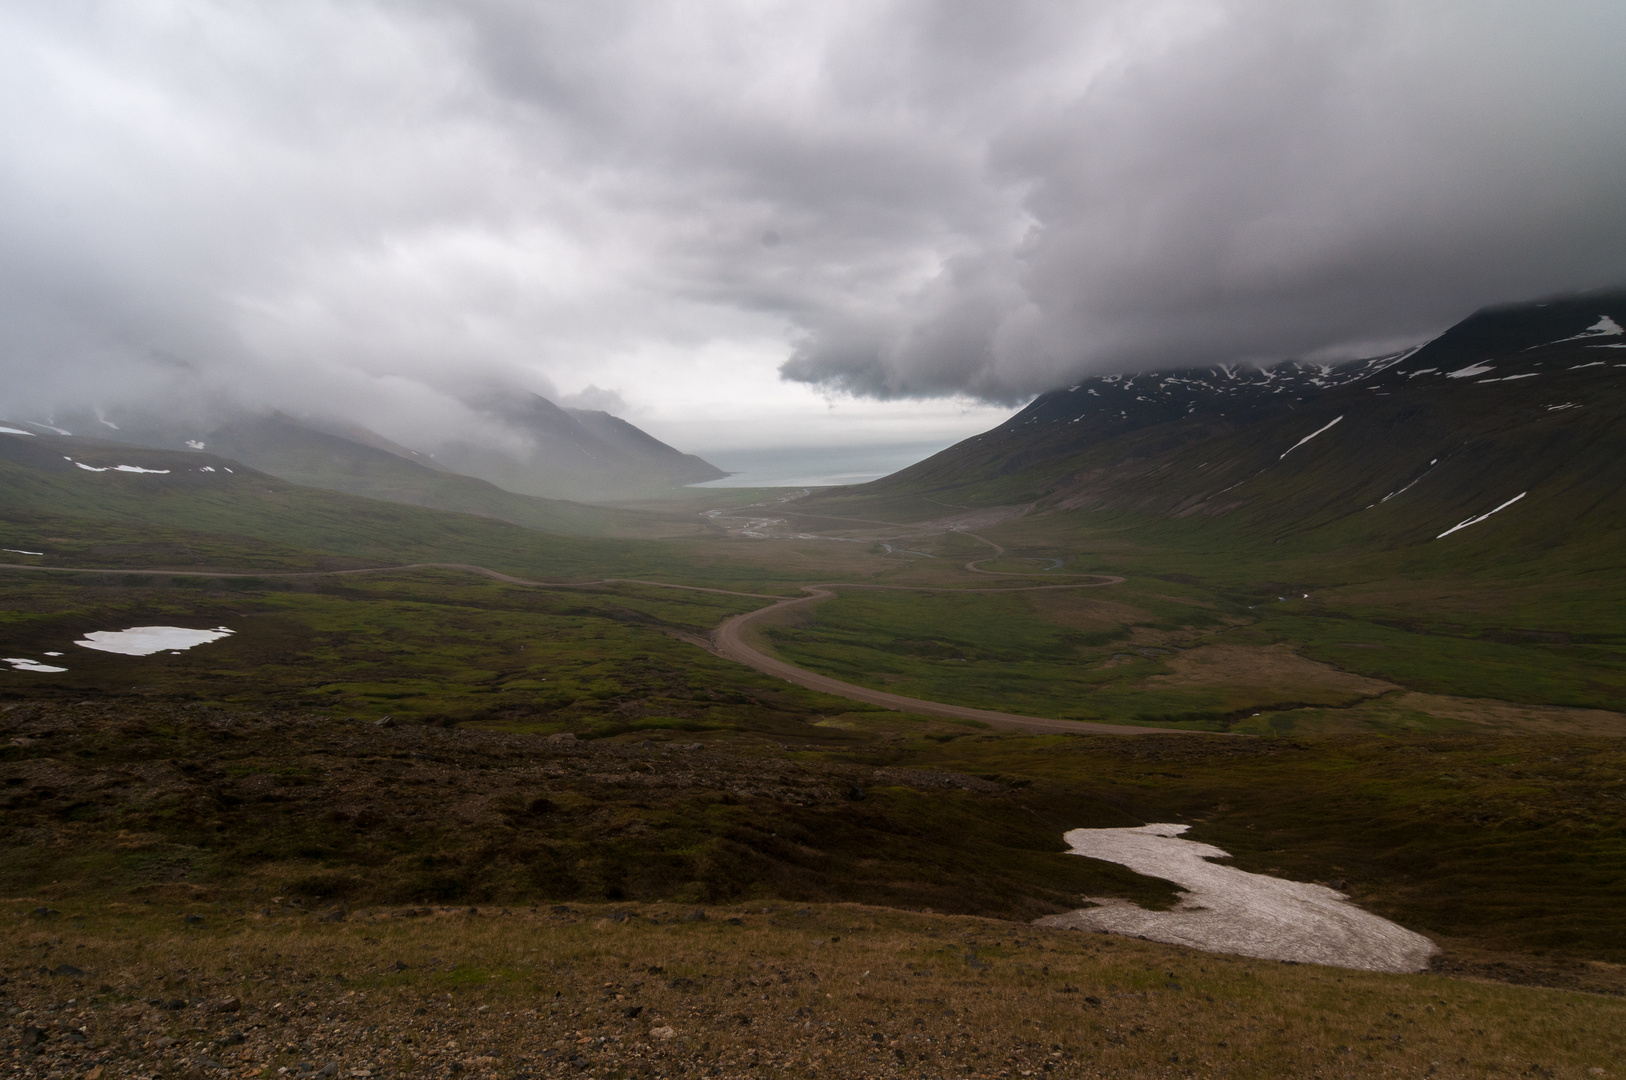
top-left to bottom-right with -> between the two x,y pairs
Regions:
710,578 -> 1196,736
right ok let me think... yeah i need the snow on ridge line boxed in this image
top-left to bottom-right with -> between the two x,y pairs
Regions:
1437,492 -> 1527,539
1279,415 -> 1343,460
0,426 -> 38,436
72,462 -> 172,474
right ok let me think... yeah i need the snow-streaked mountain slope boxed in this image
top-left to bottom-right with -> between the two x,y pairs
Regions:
798,289 -> 1626,555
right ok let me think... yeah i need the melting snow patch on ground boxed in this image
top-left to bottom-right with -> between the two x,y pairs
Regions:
76,626 -> 235,656
0,426 -> 38,436
1033,824 -> 1437,973
4,658 -> 68,673
1447,363 -> 1494,379
3,548 -> 43,556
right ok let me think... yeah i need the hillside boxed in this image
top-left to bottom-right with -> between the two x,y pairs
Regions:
795,289 -> 1626,566
0,429 -> 731,585
160,415 -> 667,537
45,393 -> 726,507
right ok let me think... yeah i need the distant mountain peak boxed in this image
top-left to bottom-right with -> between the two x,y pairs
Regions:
434,390 -> 724,500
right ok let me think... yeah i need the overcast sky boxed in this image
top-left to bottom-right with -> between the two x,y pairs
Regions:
3,1 -> 1624,456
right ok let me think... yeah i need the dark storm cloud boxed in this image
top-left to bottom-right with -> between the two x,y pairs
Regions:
778,2 -> 1626,399
1,1 -> 1623,435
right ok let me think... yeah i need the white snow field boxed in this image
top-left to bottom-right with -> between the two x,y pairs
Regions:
75,626 -> 235,656
1033,824 -> 1437,973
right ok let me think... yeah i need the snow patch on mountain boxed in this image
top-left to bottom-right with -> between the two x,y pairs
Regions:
1437,492 -> 1527,539
1279,416 -> 1343,460
1553,315 -> 1623,343
72,462 -> 171,474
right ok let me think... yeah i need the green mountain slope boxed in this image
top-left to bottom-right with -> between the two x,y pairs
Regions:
797,289 -> 1626,569
189,415 -> 667,537
0,432 -> 724,583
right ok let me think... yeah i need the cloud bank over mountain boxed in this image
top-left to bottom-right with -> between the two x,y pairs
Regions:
1,1 -> 1623,448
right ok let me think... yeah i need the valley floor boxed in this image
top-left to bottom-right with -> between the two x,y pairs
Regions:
5,444 -> 1626,1080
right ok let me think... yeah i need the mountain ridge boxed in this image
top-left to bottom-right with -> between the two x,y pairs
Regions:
32,389 -> 725,505
0,419 -> 678,540
792,289 -> 1626,563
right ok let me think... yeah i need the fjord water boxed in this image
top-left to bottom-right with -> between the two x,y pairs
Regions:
688,441 -> 955,488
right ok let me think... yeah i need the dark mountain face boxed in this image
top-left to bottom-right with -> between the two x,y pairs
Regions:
801,289 -> 1626,553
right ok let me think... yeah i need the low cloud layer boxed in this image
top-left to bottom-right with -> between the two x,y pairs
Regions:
2,1 -> 1623,448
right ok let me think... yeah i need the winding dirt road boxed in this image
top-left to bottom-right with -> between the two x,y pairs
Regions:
710,577 -> 1183,735
0,560 -> 1180,736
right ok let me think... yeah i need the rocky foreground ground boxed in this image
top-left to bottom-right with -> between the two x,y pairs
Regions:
3,901 -> 1624,1080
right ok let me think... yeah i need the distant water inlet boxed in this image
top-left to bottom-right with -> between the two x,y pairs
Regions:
1035,824 -> 1437,973
75,626 -> 235,656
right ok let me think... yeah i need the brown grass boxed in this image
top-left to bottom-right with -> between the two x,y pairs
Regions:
1139,642 -> 1394,715
4,900 -> 1623,1079
1384,692 -> 1626,736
